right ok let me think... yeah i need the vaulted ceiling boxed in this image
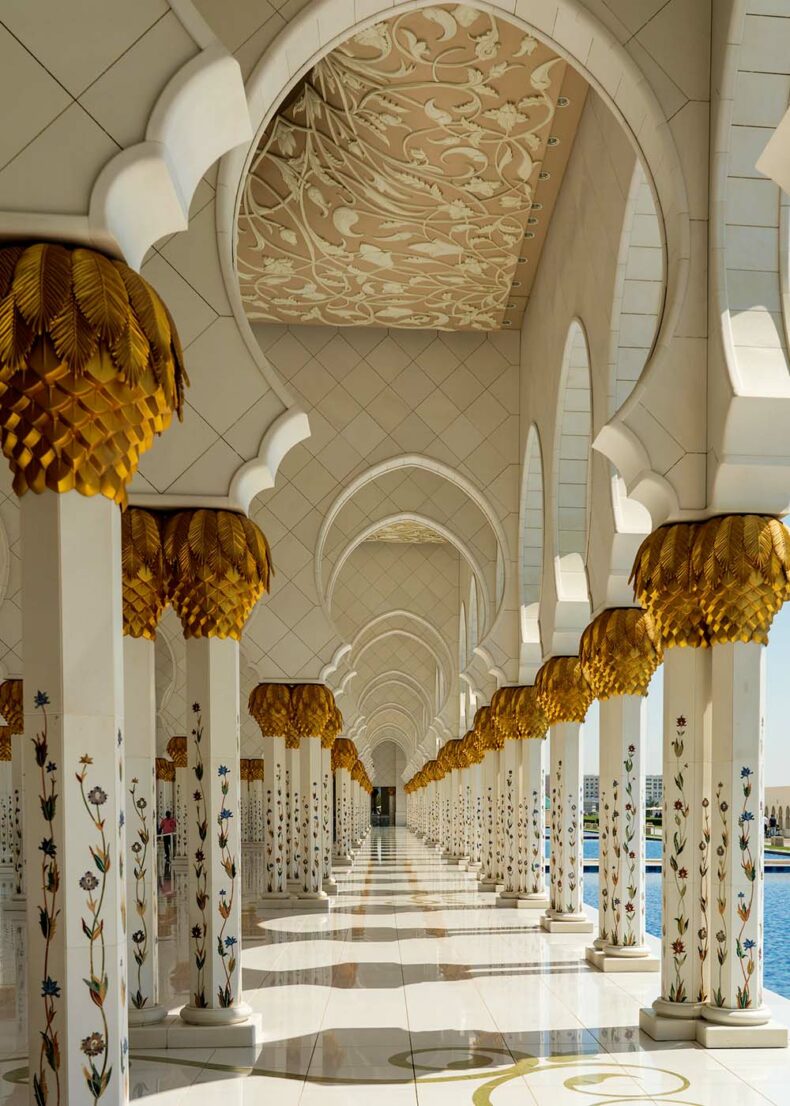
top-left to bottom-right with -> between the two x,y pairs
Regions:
237,4 -> 586,331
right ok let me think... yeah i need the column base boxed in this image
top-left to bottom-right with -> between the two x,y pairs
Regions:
540,910 -> 593,933
517,894 -> 549,909
132,1007 -> 263,1049
2,895 -> 26,913
639,1006 -> 698,1041
466,860 -> 482,873
129,1003 -> 167,1027
585,946 -> 659,972
496,890 -> 521,908
333,855 -> 353,867
477,878 -> 504,893
257,892 -> 297,910
696,1015 -> 788,1049
322,878 -> 338,895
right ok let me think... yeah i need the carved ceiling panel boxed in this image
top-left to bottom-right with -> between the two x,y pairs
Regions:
367,520 -> 446,543
238,4 -> 587,330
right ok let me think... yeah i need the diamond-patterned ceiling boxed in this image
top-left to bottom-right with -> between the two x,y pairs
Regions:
238,4 -> 587,330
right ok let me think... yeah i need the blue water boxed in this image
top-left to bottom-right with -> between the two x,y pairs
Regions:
583,867 -> 790,999
543,835 -> 663,859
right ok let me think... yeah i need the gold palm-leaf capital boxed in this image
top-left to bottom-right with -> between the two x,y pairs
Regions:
511,685 -> 548,739
248,682 -> 293,739
332,737 -> 357,772
166,735 -> 187,768
0,679 -> 23,735
0,243 -> 187,505
535,656 -> 591,724
163,508 -> 273,639
630,522 -> 706,647
321,701 -> 343,748
579,607 -> 662,699
690,514 -> 790,644
121,507 -> 166,639
155,756 -> 175,781
292,683 -> 334,738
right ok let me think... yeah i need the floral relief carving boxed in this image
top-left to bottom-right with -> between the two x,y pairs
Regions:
667,715 -> 690,1004
239,5 -> 585,330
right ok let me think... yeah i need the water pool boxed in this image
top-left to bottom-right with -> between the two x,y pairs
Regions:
583,868 -> 790,998
544,836 -> 664,859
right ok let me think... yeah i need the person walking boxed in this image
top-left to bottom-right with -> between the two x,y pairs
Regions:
160,810 -> 176,863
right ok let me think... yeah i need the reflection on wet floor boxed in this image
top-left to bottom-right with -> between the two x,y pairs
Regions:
1,827 -> 790,1103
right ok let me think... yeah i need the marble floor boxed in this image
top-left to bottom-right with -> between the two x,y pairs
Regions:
2,828 -> 790,1103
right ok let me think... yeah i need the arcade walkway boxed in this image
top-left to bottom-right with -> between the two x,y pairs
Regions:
2,828 -> 790,1104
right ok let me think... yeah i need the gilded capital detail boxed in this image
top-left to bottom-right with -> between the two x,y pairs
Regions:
535,656 -> 592,724
166,735 -> 187,768
579,607 -> 662,699
0,243 -> 186,504
631,515 -> 790,647
122,507 -> 166,639
163,508 -> 272,639
249,681 -> 342,747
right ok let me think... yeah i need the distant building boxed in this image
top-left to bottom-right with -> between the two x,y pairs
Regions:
583,775 -> 599,812
580,773 -> 662,814
646,775 -> 663,808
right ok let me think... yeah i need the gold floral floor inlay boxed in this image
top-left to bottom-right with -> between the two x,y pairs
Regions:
4,1051 -> 702,1104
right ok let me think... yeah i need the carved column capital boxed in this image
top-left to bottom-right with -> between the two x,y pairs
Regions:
122,507 -> 166,639
166,734 -> 187,768
331,737 -> 357,772
0,243 -> 186,505
632,515 -> 790,647
580,607 -> 662,699
0,678 -> 23,734
155,756 -> 175,781
535,656 -> 592,724
163,508 -> 272,640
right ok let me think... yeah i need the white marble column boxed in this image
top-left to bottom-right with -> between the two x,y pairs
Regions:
542,722 -> 592,932
478,749 -> 499,891
10,730 -> 25,902
181,636 -> 249,1027
286,743 -> 302,886
22,492 -> 129,1105
592,695 -> 656,968
251,771 -> 264,844
497,738 -> 520,904
321,743 -> 336,892
123,636 -> 165,1025
468,759 -> 483,871
519,738 -> 548,905
299,734 -> 329,909
334,766 -> 353,865
698,642 -> 785,1045
641,646 -> 711,1038
260,732 -> 290,905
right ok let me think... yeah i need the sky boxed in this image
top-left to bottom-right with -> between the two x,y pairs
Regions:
580,603 -> 790,783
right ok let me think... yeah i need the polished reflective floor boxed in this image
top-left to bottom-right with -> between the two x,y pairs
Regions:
2,828 -> 790,1103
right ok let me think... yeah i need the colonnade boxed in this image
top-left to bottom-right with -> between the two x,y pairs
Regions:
407,515 -> 790,1050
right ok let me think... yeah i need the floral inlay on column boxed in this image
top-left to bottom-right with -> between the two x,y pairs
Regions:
129,777 -> 151,1011
668,715 -> 690,1004
735,766 -> 757,1008
190,704 -> 209,1008
76,756 -> 113,1103
530,788 -> 542,894
216,763 -> 237,1007
566,788 -> 578,914
622,745 -> 639,946
33,691 -> 59,1106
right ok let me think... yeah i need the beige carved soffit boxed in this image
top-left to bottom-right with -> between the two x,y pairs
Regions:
238,4 -> 587,331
